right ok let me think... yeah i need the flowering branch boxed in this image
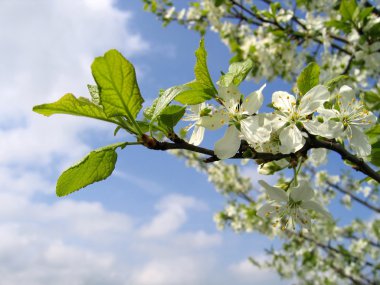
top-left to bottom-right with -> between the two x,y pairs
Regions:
228,0 -> 353,56
308,135 -> 380,184
140,132 -> 380,184
326,181 -> 380,213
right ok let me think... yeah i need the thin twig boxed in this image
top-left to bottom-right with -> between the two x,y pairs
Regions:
326,181 -> 380,213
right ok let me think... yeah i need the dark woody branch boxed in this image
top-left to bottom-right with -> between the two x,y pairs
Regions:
139,133 -> 380,184
308,135 -> 380,183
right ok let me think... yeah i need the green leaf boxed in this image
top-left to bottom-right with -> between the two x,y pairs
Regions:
324,20 -> 352,33
270,2 -> 281,15
363,91 -> 380,111
359,171 -> 380,183
194,38 -> 217,94
175,81 -> 214,104
366,124 -> 380,144
324,75 -> 350,91
87,84 -> 100,105
370,141 -> 380,167
91,49 -> 144,120
152,85 -> 189,122
358,7 -> 373,21
219,59 -> 253,87
33,93 -> 117,124
144,97 -> 159,120
366,22 -> 380,40
297,62 -> 320,95
56,142 -> 126,197
158,105 -> 186,129
339,0 -> 357,21
214,0 -> 224,7
367,124 -> 380,167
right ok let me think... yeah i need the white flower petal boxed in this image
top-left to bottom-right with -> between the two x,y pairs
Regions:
240,115 -> 272,144
302,120 -> 327,137
272,91 -> 296,114
214,126 -> 241,159
257,202 -> 281,218
302,118 -> 342,139
199,110 -> 229,130
361,111 -> 377,127
218,85 -> 241,102
308,148 -> 327,166
189,103 -> 205,114
240,84 -> 266,115
299,85 -> 329,115
268,113 -> 287,130
339,85 -> 355,110
318,108 -> 339,119
279,125 -> 304,154
290,180 -> 315,202
294,209 -> 312,230
349,125 -> 371,157
301,200 -> 332,220
258,180 -> 288,203
189,125 -> 205,146
218,85 -> 241,113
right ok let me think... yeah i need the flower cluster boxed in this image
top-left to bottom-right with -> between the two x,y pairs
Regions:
187,83 -> 376,159
182,80 -> 376,230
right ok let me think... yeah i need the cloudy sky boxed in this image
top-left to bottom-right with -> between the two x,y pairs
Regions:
0,1 -> 290,284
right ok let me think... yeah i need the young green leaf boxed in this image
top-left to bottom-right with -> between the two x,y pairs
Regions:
219,59 -> 253,87
91,49 -> 144,120
144,97 -> 159,120
297,62 -> 320,95
370,140 -> 380,167
152,85 -> 189,122
324,75 -> 350,91
158,105 -> 186,130
366,124 -> 380,145
363,91 -> 380,111
175,81 -> 214,104
339,0 -> 357,21
87,84 -> 100,105
214,0 -> 224,7
194,38 -> 217,94
33,93 -> 118,124
358,7 -> 374,22
56,142 -> 127,197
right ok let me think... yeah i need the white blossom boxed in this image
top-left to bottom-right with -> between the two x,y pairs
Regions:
200,84 -> 265,159
257,180 -> 332,230
269,85 -> 330,154
182,103 -> 208,146
320,85 -> 377,157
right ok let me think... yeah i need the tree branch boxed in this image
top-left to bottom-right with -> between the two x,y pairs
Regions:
140,133 -> 380,184
326,181 -> 380,213
308,135 -> 380,184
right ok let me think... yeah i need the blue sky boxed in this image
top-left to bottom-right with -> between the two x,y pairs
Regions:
0,1 -> 371,284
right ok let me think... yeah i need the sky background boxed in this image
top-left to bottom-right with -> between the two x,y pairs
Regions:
0,1 -> 371,284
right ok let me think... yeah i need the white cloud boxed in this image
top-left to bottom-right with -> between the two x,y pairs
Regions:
131,257 -> 211,285
139,194 -> 206,238
0,0 -> 149,171
174,231 -> 222,248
